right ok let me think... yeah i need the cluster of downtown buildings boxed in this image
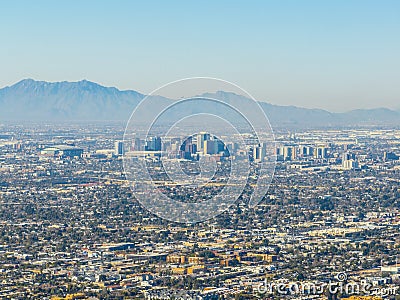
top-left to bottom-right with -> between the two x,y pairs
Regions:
0,123 -> 399,299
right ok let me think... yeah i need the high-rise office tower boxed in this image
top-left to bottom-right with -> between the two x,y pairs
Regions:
283,146 -> 296,161
342,152 -> 358,169
300,145 -> 314,157
197,132 -> 210,151
314,146 -> 328,159
204,140 -> 218,155
253,145 -> 266,162
134,138 -> 142,151
145,137 -> 162,151
114,141 -> 124,156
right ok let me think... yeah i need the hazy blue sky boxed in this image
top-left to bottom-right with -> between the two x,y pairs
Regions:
1,0 -> 399,111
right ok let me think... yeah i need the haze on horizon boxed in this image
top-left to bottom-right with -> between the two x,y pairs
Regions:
1,0 -> 399,112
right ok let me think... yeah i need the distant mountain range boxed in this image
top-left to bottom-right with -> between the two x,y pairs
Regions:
0,79 -> 399,128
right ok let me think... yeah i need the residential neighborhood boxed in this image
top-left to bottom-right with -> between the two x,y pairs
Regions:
0,124 -> 399,299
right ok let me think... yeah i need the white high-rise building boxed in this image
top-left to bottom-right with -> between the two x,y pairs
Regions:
197,132 -> 210,151
114,141 -> 124,156
253,145 -> 266,162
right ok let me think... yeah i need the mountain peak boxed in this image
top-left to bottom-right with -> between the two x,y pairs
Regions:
76,79 -> 102,87
0,79 -> 399,126
0,79 -> 146,121
14,78 -> 39,87
12,78 -> 105,89
73,79 -> 109,91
